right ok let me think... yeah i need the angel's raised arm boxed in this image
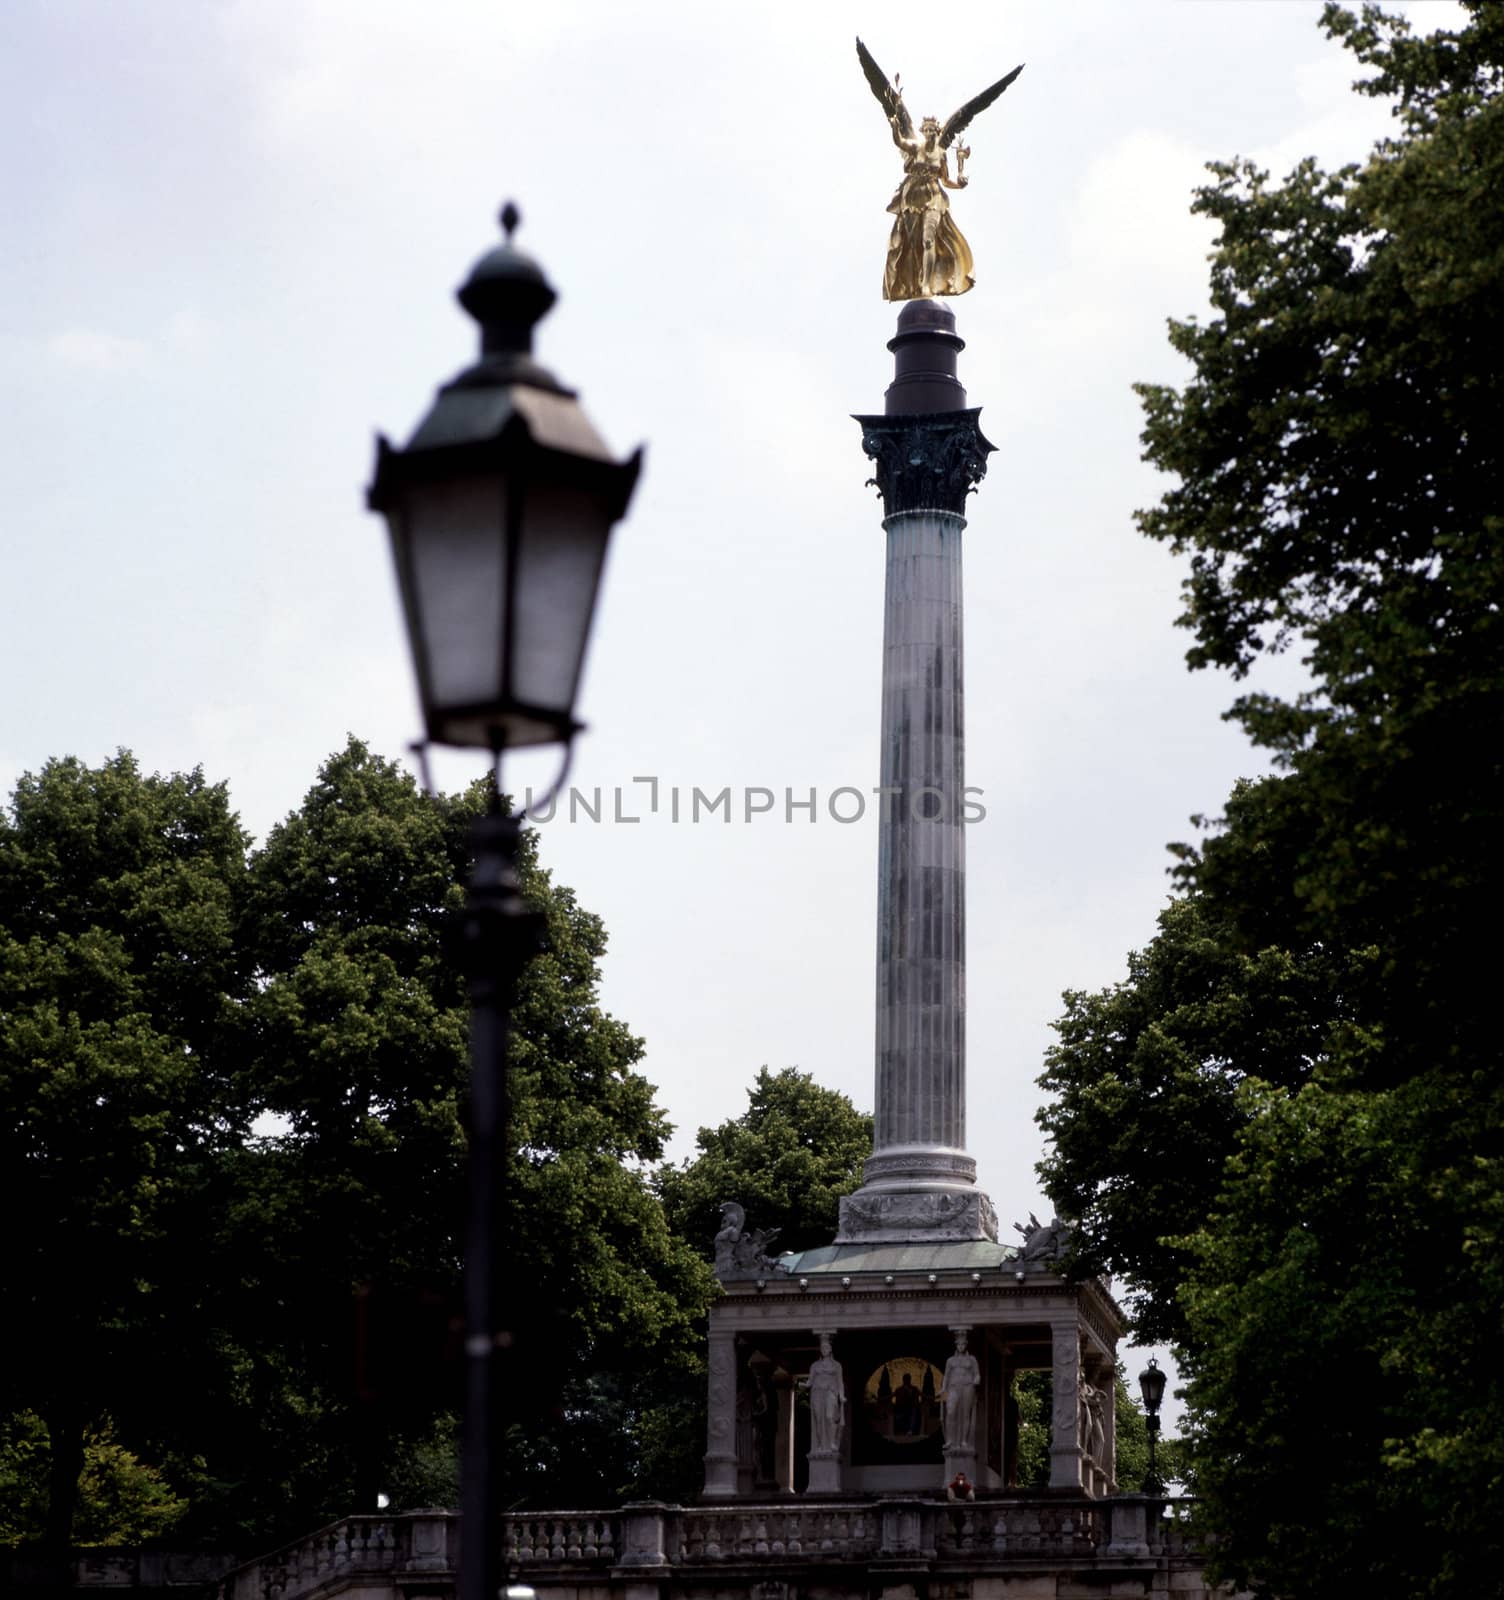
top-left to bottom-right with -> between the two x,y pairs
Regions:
939,151 -> 967,191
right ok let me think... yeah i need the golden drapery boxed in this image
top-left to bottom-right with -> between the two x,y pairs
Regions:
883,158 -> 975,301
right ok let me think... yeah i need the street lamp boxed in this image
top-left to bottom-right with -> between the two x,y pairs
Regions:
368,203 -> 642,1600
370,201 -> 641,754
1138,1356 -> 1168,1498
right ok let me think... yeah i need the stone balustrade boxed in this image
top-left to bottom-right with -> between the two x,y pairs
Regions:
679,1504 -> 879,1561
212,1499 -> 1209,1600
501,1496 -> 1181,1570
936,1500 -> 1108,1557
504,1514 -> 620,1563
218,1512 -> 455,1600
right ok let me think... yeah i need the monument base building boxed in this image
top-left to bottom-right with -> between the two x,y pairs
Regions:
702,1234 -> 1121,1503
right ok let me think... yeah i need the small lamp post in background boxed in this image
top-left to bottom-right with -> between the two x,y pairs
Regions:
368,203 -> 642,1600
1138,1356 -> 1168,1498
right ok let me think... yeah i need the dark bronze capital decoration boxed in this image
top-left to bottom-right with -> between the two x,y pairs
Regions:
854,408 -> 994,517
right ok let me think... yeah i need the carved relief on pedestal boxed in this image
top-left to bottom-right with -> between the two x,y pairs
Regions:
836,1188 -> 997,1244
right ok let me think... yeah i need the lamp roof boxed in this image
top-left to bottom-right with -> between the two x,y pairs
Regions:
457,201 -> 558,336
369,201 -> 635,504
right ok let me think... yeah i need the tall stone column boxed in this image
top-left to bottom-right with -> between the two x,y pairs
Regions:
840,299 -> 997,1246
1050,1324 -> 1084,1490
702,1323 -> 739,1498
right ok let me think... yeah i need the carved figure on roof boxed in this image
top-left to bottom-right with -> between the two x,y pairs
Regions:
1013,1211 -> 1073,1265
714,1200 -> 787,1280
856,37 -> 1024,301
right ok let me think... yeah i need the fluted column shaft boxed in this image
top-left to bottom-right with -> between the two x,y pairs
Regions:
871,507 -> 970,1175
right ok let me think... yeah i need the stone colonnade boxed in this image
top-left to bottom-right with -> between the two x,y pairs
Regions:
703,1286 -> 1121,1500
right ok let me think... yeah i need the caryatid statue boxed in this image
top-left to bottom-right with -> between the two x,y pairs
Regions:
856,38 -> 1024,302
804,1335 -> 847,1455
940,1328 -> 981,1453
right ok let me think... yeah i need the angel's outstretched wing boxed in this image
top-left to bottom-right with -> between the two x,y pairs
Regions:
856,37 -> 913,141
940,62 -> 1025,149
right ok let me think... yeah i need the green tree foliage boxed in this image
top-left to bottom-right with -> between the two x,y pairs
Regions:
1011,1371 -> 1050,1489
0,1415 -> 190,1548
1039,776 -> 1388,1343
217,740 -> 712,1528
1134,0 -> 1504,1091
0,754 -> 246,1548
186,740 -> 482,1538
1,740 -> 710,1547
656,1067 -> 873,1260
1038,7 -> 1504,1596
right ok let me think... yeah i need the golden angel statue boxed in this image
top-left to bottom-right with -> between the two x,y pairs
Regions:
856,38 -> 1024,301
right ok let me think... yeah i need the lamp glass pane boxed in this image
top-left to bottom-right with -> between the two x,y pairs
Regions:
402,474 -> 507,713
510,481 -> 614,720
1138,1365 -> 1166,1412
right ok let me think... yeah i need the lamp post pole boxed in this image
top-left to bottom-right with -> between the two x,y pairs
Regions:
457,804 -> 540,1600
369,202 -> 642,1600
1138,1357 -> 1167,1498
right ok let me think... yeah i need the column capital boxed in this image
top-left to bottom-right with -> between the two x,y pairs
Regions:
853,409 -> 994,517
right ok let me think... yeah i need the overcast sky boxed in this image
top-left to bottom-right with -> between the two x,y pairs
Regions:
3,1 -> 1461,1424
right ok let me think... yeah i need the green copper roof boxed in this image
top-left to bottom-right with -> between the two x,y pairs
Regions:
778,1240 -> 1021,1275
